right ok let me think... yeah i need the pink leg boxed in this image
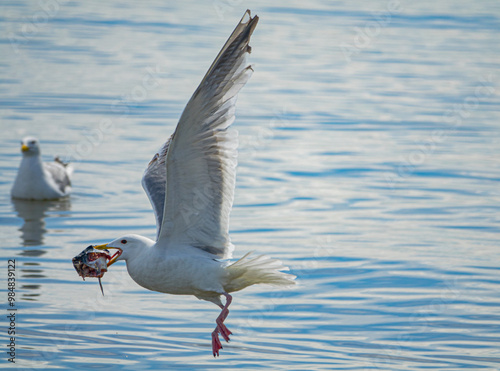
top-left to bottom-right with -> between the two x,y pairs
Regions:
211,293 -> 232,357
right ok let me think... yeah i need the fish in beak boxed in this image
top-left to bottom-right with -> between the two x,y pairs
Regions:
72,244 -> 122,296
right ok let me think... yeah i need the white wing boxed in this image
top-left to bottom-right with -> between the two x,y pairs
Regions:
151,10 -> 258,259
44,159 -> 72,194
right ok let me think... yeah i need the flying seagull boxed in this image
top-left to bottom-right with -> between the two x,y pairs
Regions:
90,10 -> 295,357
12,137 -> 72,200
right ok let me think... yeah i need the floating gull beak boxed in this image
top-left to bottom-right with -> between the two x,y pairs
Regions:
21,144 -> 29,152
94,243 -> 122,267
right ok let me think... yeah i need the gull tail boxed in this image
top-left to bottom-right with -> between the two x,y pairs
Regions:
224,252 -> 296,292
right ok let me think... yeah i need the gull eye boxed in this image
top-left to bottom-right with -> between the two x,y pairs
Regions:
30,140 -> 36,145
121,239 -> 127,244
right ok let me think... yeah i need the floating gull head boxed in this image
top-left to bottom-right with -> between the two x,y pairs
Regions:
20,136 -> 41,156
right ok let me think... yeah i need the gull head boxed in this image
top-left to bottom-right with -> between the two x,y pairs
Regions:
93,234 -> 154,267
21,137 -> 41,156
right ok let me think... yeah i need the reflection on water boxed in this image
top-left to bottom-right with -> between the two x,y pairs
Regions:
20,283 -> 42,301
12,198 -> 72,247
11,198 -> 71,303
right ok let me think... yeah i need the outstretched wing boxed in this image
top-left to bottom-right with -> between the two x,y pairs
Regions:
152,10 -> 258,259
142,136 -> 172,239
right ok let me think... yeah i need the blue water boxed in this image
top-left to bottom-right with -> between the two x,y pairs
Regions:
1,1 -> 500,370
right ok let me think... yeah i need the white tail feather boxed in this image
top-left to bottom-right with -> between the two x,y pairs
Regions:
224,252 -> 296,293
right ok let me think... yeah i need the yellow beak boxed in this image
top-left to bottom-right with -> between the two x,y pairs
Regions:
94,243 -> 122,267
21,144 -> 29,152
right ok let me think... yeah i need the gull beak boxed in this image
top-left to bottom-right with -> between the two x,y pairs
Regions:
94,243 -> 122,267
21,144 -> 29,152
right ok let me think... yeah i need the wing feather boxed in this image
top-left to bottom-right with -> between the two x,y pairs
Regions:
142,136 -> 172,238
155,10 -> 258,258
44,161 -> 71,194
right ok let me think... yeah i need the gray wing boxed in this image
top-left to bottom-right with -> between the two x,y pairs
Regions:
44,160 -> 72,194
154,10 -> 258,259
141,135 -> 172,239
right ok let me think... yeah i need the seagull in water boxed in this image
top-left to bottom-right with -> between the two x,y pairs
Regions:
90,10 -> 295,356
12,137 -> 73,200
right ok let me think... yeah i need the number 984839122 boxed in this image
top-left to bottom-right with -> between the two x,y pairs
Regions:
7,260 -> 16,307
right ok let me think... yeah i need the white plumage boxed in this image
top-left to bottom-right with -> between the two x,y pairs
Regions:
11,137 -> 72,200
91,10 -> 295,357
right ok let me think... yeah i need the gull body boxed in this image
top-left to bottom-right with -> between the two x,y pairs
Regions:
103,234 -> 290,306
90,10 -> 295,356
12,137 -> 72,200
109,235 -> 225,299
